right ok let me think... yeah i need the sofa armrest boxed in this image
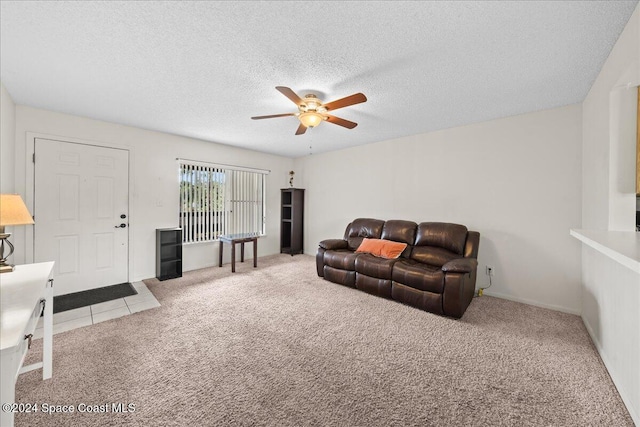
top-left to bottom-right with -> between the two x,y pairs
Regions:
319,239 -> 348,250
442,258 -> 478,274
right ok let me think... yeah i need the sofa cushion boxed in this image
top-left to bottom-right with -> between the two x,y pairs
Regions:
391,282 -> 443,315
355,253 -> 397,280
356,238 -> 407,259
345,218 -> 385,251
355,274 -> 392,298
381,220 -> 417,246
415,222 -> 468,255
324,266 -> 356,288
410,246 -> 460,268
392,259 -> 445,293
324,249 -> 359,270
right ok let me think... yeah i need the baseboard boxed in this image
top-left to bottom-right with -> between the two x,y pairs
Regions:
481,290 -> 581,315
582,317 -> 639,426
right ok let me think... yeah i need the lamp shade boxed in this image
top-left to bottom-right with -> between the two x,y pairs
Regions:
0,194 -> 35,226
298,112 -> 323,128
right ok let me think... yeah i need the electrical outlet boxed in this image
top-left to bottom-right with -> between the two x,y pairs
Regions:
485,266 -> 494,276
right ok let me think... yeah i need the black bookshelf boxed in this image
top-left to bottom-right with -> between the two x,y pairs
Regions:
280,189 -> 304,255
156,228 -> 183,281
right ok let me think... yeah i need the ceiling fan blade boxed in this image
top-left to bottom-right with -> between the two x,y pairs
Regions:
276,86 -> 303,106
251,113 -> 296,120
295,123 -> 307,135
323,93 -> 367,111
325,115 -> 358,129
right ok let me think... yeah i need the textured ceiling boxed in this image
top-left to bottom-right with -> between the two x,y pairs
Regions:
1,1 -> 637,158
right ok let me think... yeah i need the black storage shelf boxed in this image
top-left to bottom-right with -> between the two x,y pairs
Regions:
280,189 -> 304,256
156,228 -> 183,281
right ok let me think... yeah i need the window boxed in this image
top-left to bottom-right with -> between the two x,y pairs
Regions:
179,160 -> 268,243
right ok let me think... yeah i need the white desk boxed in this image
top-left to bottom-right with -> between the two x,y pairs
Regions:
0,262 -> 54,427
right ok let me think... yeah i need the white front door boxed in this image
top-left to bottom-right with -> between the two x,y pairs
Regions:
34,138 -> 129,296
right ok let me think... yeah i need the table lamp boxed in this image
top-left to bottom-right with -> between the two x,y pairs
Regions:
0,194 -> 35,273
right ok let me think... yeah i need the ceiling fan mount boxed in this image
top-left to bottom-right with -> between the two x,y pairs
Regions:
251,86 -> 367,135
298,94 -> 326,113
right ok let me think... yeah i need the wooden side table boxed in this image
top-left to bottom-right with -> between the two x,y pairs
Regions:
218,233 -> 259,273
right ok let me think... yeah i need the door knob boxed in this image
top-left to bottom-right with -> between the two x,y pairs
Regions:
115,223 -> 127,228
120,214 -> 127,219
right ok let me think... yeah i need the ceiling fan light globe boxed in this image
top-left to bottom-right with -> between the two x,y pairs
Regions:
299,112 -> 323,128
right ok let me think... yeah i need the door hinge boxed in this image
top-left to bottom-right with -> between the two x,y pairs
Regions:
32,153 -> 35,163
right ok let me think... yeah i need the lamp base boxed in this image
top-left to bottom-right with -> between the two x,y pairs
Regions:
0,262 -> 15,273
0,232 -> 15,273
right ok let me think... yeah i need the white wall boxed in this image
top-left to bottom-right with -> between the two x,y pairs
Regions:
295,104 -> 583,314
583,5 -> 639,231
581,245 -> 639,424
608,86 -> 638,231
579,4 -> 640,424
0,82 -> 16,193
12,106 -> 294,281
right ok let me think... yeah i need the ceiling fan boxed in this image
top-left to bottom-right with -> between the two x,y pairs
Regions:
251,86 -> 367,135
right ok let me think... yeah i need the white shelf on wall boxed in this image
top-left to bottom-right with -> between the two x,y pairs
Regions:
570,229 -> 640,273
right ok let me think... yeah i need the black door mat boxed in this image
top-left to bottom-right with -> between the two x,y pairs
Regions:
53,282 -> 137,314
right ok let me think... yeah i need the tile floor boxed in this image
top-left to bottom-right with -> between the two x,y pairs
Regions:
34,281 -> 160,339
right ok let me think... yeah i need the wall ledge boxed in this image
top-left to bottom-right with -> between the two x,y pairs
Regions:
570,229 -> 640,273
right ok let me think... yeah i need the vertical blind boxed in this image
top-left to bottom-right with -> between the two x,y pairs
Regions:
179,160 -> 267,244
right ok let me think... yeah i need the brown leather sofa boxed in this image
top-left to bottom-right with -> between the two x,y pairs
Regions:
316,218 -> 480,318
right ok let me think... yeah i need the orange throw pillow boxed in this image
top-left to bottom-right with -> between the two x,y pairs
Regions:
356,238 -> 407,259
379,240 -> 408,259
356,238 -> 385,256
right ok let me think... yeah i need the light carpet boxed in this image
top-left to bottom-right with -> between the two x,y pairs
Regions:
16,254 -> 632,426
